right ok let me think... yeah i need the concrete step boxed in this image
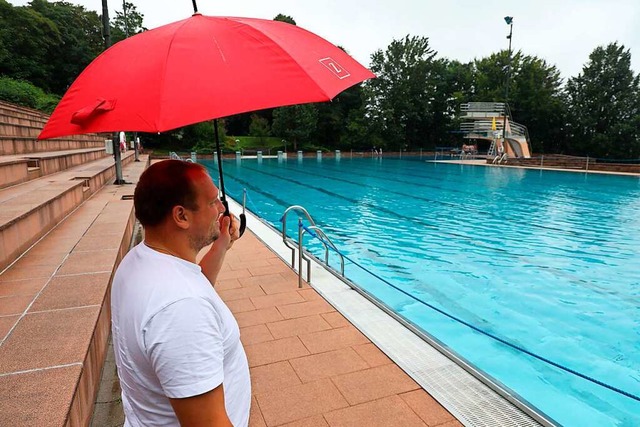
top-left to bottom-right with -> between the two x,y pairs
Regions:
0,152 -> 135,270
0,120 -> 46,138
0,156 -> 148,427
0,101 -> 50,124
0,148 -> 109,189
0,135 -> 106,156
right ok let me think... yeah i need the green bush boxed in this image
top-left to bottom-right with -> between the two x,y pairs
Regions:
0,76 -> 60,113
36,93 -> 61,114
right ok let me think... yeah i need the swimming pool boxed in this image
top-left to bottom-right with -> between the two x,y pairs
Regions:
201,156 -> 640,426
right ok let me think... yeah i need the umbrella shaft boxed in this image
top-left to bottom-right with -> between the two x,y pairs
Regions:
214,119 -> 227,201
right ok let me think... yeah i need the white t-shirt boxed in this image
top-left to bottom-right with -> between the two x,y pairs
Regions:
111,242 -> 251,427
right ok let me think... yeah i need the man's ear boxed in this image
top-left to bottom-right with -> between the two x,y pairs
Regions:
172,206 -> 190,230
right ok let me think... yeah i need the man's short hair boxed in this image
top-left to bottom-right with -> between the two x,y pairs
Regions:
134,160 -> 208,227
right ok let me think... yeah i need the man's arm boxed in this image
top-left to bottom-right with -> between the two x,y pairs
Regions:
169,384 -> 232,427
199,215 -> 240,285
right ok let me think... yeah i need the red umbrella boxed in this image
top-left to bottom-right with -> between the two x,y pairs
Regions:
39,13 -> 374,137
38,12 -> 375,234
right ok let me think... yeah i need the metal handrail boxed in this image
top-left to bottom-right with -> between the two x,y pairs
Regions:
297,221 -> 346,288
297,223 -> 345,288
281,205 -> 315,268
280,205 -> 345,288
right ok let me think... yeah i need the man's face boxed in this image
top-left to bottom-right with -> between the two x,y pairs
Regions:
187,172 -> 225,251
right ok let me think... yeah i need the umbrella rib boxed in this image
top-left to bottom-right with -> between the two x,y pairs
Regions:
157,18 -> 195,130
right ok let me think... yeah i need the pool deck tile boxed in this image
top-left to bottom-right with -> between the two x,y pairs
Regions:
289,347 -> 370,383
323,395 -> 426,427
251,289 -> 306,309
255,378 -> 349,426
250,360 -> 302,395
266,314 -> 332,339
330,364 -> 421,405
216,231 -> 461,426
400,390 -> 464,426
298,325 -> 369,354
351,343 -> 394,367
240,324 -> 275,345
227,297 -> 257,314
235,306 -> 284,328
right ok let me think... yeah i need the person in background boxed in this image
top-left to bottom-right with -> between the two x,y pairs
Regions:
111,160 -> 250,426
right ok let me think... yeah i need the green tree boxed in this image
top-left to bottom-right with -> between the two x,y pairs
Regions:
566,42 -> 640,158
471,51 -> 567,154
367,35 -> 451,149
313,45 -> 369,149
0,0 -> 60,91
472,50 -> 519,102
248,114 -> 270,145
110,1 -> 146,43
0,75 -> 60,112
446,60 -> 475,106
28,0 -> 103,94
508,55 -> 566,154
273,13 -> 295,25
272,104 -> 318,151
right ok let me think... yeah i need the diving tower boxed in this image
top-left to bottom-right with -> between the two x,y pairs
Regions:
459,102 -> 532,159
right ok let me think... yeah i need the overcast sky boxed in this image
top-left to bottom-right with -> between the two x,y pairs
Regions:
10,0 -> 640,80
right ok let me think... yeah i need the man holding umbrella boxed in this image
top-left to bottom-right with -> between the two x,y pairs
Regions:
37,10 -> 375,424
111,160 -> 249,426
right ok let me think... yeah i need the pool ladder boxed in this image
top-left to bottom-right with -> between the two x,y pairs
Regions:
281,205 -> 345,288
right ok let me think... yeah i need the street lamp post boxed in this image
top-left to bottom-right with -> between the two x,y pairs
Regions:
101,0 -> 125,184
502,16 -> 514,148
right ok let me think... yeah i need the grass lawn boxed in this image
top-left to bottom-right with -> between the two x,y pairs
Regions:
227,136 -> 286,152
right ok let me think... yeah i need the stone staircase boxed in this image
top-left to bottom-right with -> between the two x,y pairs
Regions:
0,101 -> 149,426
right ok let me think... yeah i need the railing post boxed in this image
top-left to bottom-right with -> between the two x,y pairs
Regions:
586,156 -> 590,171
298,219 -> 303,288
541,155 -> 544,169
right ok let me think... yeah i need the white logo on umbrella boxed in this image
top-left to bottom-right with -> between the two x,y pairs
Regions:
320,57 -> 351,79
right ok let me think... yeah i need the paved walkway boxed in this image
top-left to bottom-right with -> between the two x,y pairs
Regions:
221,231 -> 462,426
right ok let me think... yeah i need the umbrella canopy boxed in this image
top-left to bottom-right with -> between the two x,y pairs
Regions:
38,13 -> 375,139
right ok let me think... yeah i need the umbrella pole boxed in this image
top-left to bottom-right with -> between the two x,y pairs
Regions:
112,134 -> 125,185
213,119 -> 246,236
213,119 -> 227,204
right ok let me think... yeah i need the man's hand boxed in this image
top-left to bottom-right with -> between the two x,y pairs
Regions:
216,214 -> 240,250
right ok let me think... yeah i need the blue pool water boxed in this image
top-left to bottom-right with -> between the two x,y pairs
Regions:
201,156 -> 640,426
